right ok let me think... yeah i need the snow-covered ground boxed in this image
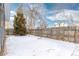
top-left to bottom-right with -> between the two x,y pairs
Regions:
5,35 -> 79,56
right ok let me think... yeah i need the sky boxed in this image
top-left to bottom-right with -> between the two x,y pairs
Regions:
10,3 -> 79,11
9,3 -> 79,28
45,3 -> 79,10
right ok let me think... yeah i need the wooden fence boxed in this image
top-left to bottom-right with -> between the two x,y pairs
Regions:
6,26 -> 79,43
31,26 -> 79,43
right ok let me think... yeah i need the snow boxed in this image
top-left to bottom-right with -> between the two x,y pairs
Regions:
5,35 -> 79,56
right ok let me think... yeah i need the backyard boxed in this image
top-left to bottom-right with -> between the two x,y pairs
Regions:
1,3 -> 79,56
5,35 -> 79,56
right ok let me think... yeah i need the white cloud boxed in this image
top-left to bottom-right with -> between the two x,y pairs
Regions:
10,11 -> 16,17
10,17 -> 14,21
46,9 -> 79,27
10,11 -> 15,28
47,9 -> 79,22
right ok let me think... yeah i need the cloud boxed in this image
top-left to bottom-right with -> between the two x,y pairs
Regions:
10,11 -> 16,17
47,9 -> 79,22
8,17 -> 14,29
10,17 -> 14,21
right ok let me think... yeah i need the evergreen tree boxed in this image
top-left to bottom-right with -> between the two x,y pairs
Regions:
13,11 -> 26,35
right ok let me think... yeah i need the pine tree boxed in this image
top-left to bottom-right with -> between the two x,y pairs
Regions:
13,11 -> 26,35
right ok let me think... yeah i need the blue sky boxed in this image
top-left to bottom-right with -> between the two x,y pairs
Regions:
45,3 -> 79,10
10,3 -> 79,27
10,3 -> 79,11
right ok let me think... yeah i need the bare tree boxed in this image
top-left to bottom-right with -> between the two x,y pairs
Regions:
22,4 -> 47,33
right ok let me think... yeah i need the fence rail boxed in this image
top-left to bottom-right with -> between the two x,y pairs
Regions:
6,26 -> 79,43
31,26 -> 79,43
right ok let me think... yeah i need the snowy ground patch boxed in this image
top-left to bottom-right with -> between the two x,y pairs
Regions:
5,35 -> 79,56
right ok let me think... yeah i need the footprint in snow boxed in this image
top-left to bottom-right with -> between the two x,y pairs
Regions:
47,48 -> 56,53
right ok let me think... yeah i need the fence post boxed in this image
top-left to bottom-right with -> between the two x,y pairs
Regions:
50,28 -> 52,38
74,26 -> 76,43
68,26 -> 69,41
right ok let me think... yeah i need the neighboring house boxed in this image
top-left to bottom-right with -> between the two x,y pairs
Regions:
0,3 -> 5,55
